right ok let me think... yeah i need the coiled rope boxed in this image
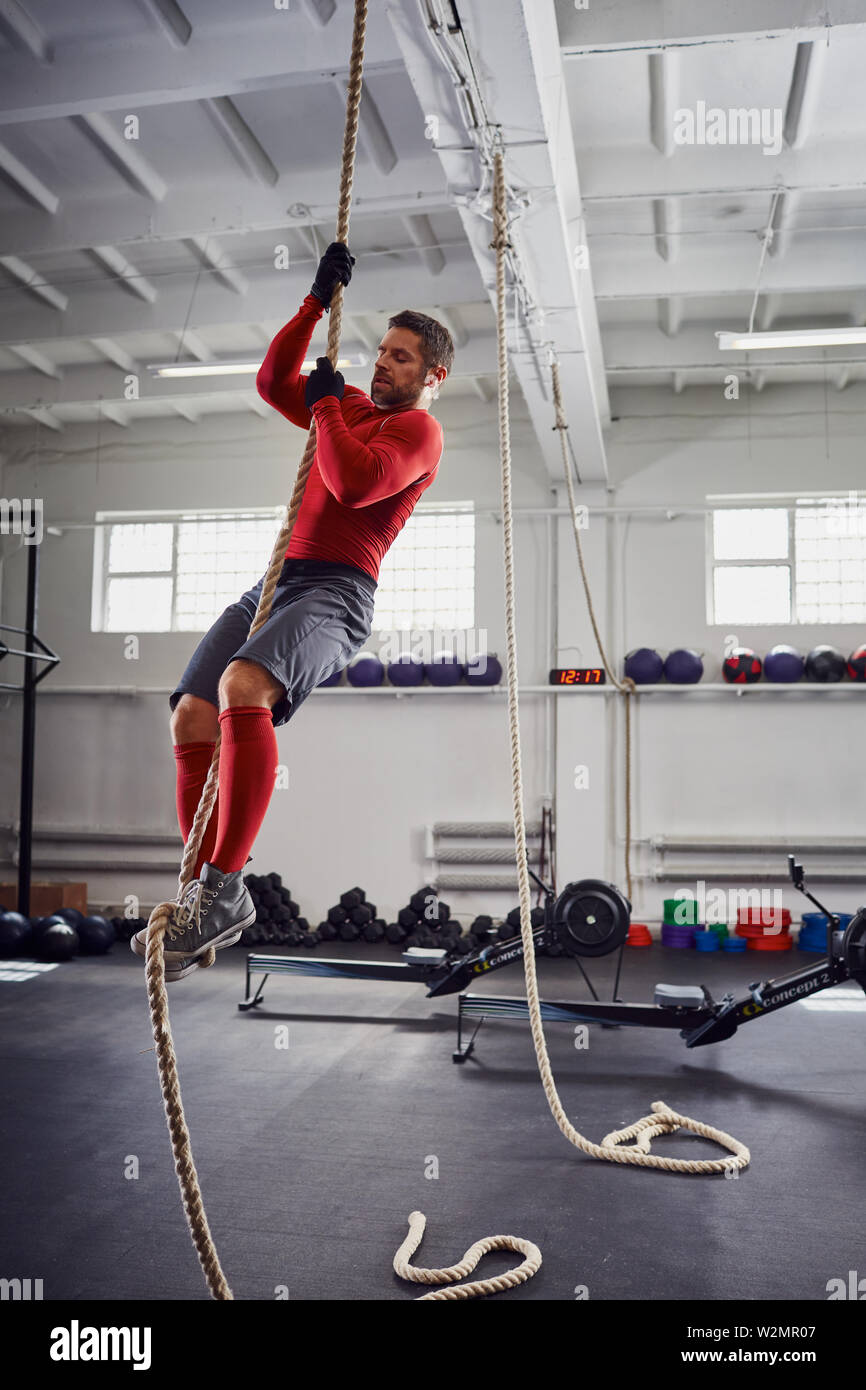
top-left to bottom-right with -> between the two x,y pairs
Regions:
142,0 -> 369,1300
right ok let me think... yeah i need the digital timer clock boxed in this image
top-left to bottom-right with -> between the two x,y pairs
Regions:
548,668 -> 606,685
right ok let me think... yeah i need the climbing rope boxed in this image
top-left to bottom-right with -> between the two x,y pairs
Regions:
142,0 -> 369,1300
488,144 -> 750,1182
550,360 -> 636,901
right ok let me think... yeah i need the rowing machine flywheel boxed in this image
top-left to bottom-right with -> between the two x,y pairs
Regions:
553,879 -> 631,959
842,906 -> 866,991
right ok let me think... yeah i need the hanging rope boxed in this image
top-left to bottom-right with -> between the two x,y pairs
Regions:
550,361 -> 636,901
488,144 -> 750,1181
141,0 -> 369,1300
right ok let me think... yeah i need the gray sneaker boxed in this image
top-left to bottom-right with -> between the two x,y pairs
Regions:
131,863 -> 256,981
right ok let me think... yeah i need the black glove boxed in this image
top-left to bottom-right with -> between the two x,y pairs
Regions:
310,241 -> 355,308
305,356 -> 345,409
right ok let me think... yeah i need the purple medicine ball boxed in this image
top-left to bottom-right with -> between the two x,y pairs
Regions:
624,648 -> 664,684
763,645 -> 804,683
318,667 -> 343,687
387,655 -> 425,686
464,652 -> 503,685
425,652 -> 464,686
663,648 -> 703,684
346,652 -> 384,687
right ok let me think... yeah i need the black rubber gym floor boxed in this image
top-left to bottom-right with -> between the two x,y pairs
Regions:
1,941 -> 863,1301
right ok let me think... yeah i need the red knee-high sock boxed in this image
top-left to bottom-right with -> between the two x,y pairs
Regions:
174,741 -> 220,878
211,706 -> 278,874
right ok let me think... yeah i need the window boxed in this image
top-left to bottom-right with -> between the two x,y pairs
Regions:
92,504 -> 476,634
708,495 -> 866,625
92,510 -> 284,632
371,504 -> 475,632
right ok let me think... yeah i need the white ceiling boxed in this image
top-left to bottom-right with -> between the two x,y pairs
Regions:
0,0 -> 864,477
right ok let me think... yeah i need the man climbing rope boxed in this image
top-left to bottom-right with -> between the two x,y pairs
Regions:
132,241 -> 454,981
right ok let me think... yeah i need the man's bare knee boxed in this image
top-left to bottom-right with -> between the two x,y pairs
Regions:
171,693 -> 220,745
218,658 -> 284,712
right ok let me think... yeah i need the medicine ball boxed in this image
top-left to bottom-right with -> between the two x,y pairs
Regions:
318,667 -> 343,687
846,645 -> 866,681
36,923 -> 79,961
764,644 -> 804,683
32,914 -> 68,938
624,647 -> 664,684
722,648 -> 762,684
805,645 -> 846,682
663,648 -> 703,684
464,652 -> 503,685
387,654 -> 425,686
0,912 -> 31,958
346,651 -> 384,687
76,915 -> 115,955
424,652 -> 464,686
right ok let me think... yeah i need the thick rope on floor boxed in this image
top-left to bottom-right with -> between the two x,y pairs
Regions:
394,1213 -> 542,1301
488,144 -> 750,1181
142,0 -> 369,1301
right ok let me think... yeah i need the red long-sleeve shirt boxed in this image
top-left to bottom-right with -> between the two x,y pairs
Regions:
256,294 -> 443,581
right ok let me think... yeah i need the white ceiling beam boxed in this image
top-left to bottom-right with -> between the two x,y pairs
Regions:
0,253 -> 483,345
783,41 -> 826,149
672,371 -> 686,394
757,294 -> 781,331
0,335 -> 500,411
401,214 -> 445,276
89,337 -> 138,371
0,0 -> 52,63
581,143 -> 866,205
435,306 -> 468,349
185,236 -> 249,294
648,51 -> 678,157
0,139 -> 59,212
245,392 -> 270,419
140,0 -> 192,47
332,77 -> 397,175
71,113 -> 167,201
0,167 -> 451,259
88,245 -> 158,302
471,376 -> 495,402
751,370 -> 767,392
555,0 -> 866,53
201,96 -> 279,187
176,330 -> 211,361
835,367 -> 853,391
98,401 -> 130,428
21,405 -> 62,430
0,17 -> 404,124
657,297 -> 683,337
593,235 -> 866,301
298,0 -> 336,26
346,314 -> 379,353
9,343 -> 61,377
387,0 -> 609,482
174,401 -> 201,422
0,253 -> 67,310
766,190 -> 797,259
652,197 -> 680,262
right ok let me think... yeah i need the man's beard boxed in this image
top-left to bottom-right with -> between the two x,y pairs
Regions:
371,371 -> 426,408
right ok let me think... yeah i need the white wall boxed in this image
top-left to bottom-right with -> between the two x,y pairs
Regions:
0,393 -> 554,922
4,378 -> 866,927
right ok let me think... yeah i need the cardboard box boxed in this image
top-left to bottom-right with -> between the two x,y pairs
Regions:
0,881 -> 89,916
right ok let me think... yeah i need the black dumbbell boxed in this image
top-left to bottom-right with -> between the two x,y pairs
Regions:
327,904 -> 348,926
318,921 -> 338,941
302,930 -> 320,948
338,922 -> 360,941
267,872 -> 282,890
397,906 -> 420,929
349,903 -> 374,927
385,922 -> 407,944
409,885 -> 438,916
339,887 -> 366,911
361,921 -> 385,943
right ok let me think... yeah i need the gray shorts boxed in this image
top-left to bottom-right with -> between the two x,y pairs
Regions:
170,557 -> 377,727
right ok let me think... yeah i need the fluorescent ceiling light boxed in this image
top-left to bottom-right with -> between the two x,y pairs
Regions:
717,328 -> 866,351
149,354 -> 368,378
